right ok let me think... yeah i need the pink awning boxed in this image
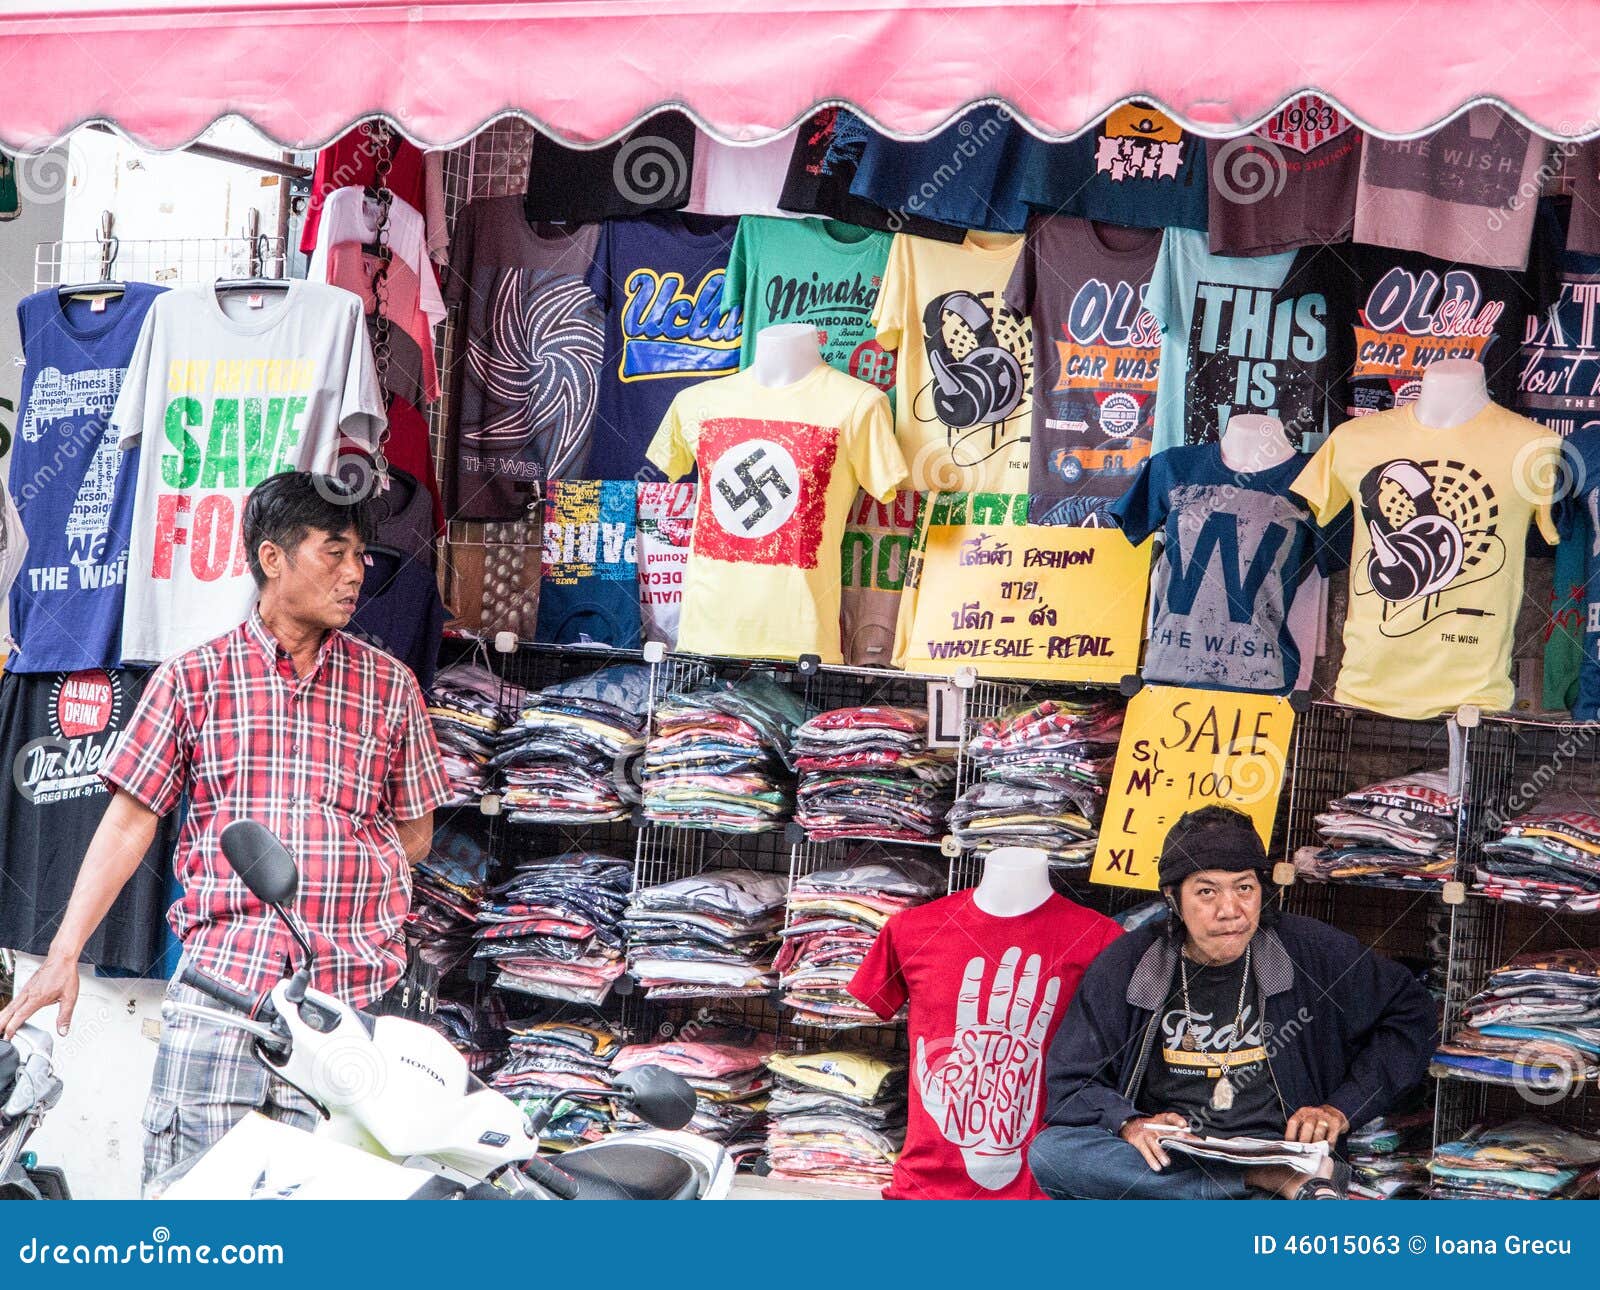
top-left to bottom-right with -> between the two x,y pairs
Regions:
0,0 -> 1594,153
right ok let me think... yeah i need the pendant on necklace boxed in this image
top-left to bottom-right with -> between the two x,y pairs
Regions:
1180,1034 -> 1197,1052
1211,1074 -> 1236,1111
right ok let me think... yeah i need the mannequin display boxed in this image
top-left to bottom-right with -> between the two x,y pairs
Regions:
848,851 -> 1123,1199
1292,359 -> 1563,719
645,324 -> 907,663
1109,414 -> 1340,695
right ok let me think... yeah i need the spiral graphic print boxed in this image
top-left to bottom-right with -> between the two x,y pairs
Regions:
466,268 -> 603,479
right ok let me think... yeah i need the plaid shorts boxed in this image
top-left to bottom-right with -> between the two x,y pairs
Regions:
140,974 -> 318,1196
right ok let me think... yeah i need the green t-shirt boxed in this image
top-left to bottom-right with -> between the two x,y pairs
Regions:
725,216 -> 896,399
0,153 -> 19,221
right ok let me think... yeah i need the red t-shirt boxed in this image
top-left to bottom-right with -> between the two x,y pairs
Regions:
849,890 -> 1123,1200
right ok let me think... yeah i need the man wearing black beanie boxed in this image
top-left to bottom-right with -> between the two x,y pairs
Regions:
1030,805 -> 1435,1200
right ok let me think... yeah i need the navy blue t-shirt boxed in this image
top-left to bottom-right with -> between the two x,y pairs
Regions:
583,214 -> 740,481
8,284 -> 163,672
849,106 -> 1033,233
348,549 -> 446,690
1556,428 -> 1600,720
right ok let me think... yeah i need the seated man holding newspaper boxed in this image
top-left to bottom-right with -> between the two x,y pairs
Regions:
1032,807 -> 1435,1200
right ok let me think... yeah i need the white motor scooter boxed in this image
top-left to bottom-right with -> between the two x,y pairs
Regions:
0,1021 -> 69,1199
160,820 -> 733,1200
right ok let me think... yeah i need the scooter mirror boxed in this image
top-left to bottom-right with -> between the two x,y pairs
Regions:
220,820 -> 300,906
612,1065 -> 697,1132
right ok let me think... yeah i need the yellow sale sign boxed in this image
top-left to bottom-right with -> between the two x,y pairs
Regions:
1090,685 -> 1296,891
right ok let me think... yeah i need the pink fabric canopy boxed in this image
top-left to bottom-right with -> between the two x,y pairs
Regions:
0,0 -> 1595,153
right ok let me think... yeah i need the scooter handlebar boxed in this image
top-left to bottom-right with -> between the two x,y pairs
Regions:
179,963 -> 263,1018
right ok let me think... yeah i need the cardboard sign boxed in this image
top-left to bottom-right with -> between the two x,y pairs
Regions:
902,524 -> 1150,682
1091,686 -> 1296,891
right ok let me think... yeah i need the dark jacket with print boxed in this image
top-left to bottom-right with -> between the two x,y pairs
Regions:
1041,912 -> 1436,1135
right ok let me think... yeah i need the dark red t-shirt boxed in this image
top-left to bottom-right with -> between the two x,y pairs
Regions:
850,890 -> 1123,1199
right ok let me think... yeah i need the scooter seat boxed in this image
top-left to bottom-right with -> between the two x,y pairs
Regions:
555,1142 -> 699,1200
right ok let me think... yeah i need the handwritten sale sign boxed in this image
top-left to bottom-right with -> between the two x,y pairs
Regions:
1090,686 -> 1296,891
902,524 -> 1150,682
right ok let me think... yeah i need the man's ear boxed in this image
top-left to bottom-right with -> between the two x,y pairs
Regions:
256,540 -> 283,582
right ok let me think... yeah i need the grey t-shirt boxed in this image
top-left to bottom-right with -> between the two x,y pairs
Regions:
445,197 -> 602,519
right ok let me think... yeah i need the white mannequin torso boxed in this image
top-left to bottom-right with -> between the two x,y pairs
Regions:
1412,359 -> 1490,428
751,323 -> 824,388
973,847 -> 1054,917
1220,414 -> 1296,472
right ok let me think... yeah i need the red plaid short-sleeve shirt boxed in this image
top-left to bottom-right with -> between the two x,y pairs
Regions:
102,611 -> 451,1007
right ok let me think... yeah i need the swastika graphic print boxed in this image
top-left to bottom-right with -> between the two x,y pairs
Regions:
694,418 -> 838,566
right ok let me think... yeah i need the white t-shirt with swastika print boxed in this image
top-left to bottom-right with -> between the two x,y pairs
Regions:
647,364 -> 906,662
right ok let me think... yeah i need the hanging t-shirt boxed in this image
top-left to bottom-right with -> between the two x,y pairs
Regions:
725,216 -> 895,394
1003,217 -> 1162,526
1207,96 -> 1362,257
1354,107 -> 1548,271
111,282 -> 386,663
1566,141 -> 1600,257
8,284 -> 164,673
1554,427 -> 1600,719
535,480 -> 642,649
840,488 -> 917,668
1147,229 -> 1333,453
348,548 -> 446,690
523,112 -> 696,223
872,231 -> 1032,493
1320,228 -> 1562,418
298,125 -> 431,258
584,213 -> 741,481
377,397 -> 445,532
325,244 -> 438,407
849,107 -> 1032,233
1292,402 -> 1562,719
1015,104 -> 1208,231
686,132 -> 798,219
445,199 -> 603,517
0,152 -> 19,220
1109,445 -> 1334,694
777,108 -> 966,243
636,481 -> 696,648
646,365 -> 905,663
0,667 -> 179,973
849,889 -> 1123,1200
309,188 -> 446,334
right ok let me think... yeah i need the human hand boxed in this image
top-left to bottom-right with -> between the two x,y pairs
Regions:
0,952 -> 80,1040
1119,1111 -> 1190,1171
1284,1104 -> 1349,1144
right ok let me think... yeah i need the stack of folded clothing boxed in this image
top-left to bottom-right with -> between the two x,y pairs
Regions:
495,665 -> 652,825
1346,1110 -> 1434,1199
775,854 -> 943,1027
476,852 -> 633,1005
948,698 -> 1123,865
1475,803 -> 1600,914
1428,1120 -> 1600,1199
642,676 -> 809,833
624,869 -> 788,1000
764,1049 -> 907,1190
1430,948 -> 1600,1092
427,661 -> 511,805
611,1027 -> 776,1162
792,707 -> 956,843
492,1020 -> 624,1149
429,995 -> 509,1079
408,819 -> 494,975
1293,769 -> 1458,888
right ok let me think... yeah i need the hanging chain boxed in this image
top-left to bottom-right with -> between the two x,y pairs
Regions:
368,121 -> 395,484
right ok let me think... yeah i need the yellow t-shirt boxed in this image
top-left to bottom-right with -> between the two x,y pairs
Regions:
1292,403 -> 1561,719
646,365 -> 907,663
871,231 -> 1032,494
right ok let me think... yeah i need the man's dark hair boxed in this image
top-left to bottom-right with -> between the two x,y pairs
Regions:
242,471 -> 375,587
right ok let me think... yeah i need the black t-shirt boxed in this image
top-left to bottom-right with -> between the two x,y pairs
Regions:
523,112 -> 695,223
1138,951 -> 1286,1139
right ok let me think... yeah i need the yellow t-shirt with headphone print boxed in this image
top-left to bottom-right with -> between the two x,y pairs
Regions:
871,231 -> 1033,494
1292,401 -> 1561,719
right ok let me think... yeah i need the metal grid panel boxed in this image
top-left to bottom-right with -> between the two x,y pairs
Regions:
34,234 -> 287,290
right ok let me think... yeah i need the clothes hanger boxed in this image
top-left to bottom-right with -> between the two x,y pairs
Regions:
213,208 -> 293,295
58,209 -> 126,303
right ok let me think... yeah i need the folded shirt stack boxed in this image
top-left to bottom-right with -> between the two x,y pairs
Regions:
775,854 -> 943,1027
764,1049 -> 907,1190
408,819 -> 494,976
1430,948 -> 1600,1092
495,666 -> 653,825
1293,768 -> 1458,888
947,698 -> 1123,866
624,869 -> 789,1000
1476,804 -> 1600,914
1428,1120 -> 1600,1199
476,852 -> 633,1006
1346,1109 -> 1434,1199
642,676 -> 809,833
427,661 -> 512,806
612,1027 -> 776,1162
429,994 -> 510,1079
491,1020 -> 624,1149
791,707 -> 956,843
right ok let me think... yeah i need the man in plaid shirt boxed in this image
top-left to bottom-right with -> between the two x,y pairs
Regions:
0,472 -> 451,1193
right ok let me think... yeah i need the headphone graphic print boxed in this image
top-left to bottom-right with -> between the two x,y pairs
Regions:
1359,459 -> 1466,603
922,291 -> 1025,429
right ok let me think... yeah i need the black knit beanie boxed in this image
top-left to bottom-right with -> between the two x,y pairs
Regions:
1156,805 -> 1269,890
